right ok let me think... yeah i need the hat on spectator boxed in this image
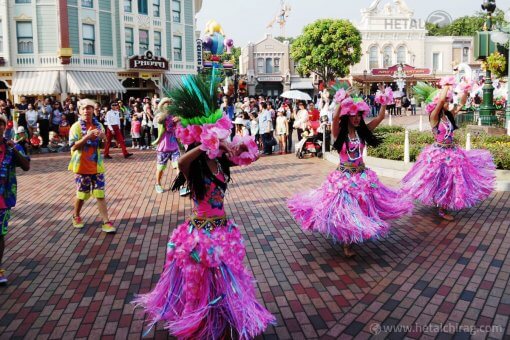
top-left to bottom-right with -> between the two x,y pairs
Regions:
17,126 -> 26,133
78,98 -> 97,110
234,117 -> 245,125
277,107 -> 285,113
157,97 -> 172,113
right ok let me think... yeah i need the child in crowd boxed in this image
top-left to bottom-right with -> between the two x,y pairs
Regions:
59,114 -> 70,140
249,112 -> 260,149
276,107 -> 289,154
14,127 -> 29,155
29,131 -> 42,154
48,131 -> 65,153
131,114 -> 142,149
234,115 -> 249,137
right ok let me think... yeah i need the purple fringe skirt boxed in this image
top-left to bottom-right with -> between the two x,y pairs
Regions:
132,219 -> 275,339
288,168 -> 413,244
401,144 -> 495,211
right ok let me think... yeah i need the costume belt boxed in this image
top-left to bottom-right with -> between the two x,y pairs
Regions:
433,142 -> 457,149
337,163 -> 366,174
190,215 -> 227,232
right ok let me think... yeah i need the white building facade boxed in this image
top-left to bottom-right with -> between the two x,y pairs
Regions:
351,0 -> 478,93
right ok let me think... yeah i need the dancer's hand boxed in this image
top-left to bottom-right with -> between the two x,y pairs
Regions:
219,140 -> 233,158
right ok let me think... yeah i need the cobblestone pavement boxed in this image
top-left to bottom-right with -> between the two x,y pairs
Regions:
0,149 -> 508,339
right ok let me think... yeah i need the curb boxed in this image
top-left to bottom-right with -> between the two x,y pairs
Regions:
324,152 -> 510,192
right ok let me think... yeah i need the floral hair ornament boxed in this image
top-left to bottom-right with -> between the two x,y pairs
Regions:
334,87 -> 371,118
170,72 -> 257,165
374,87 -> 394,106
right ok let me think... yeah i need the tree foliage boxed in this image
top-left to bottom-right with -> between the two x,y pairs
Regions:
427,9 -> 508,36
221,46 -> 241,70
290,19 -> 362,81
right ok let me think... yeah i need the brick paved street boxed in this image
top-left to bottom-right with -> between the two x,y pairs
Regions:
0,150 -> 509,339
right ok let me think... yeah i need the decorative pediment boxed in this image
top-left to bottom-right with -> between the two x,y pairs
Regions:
82,17 -> 96,25
13,14 -> 31,20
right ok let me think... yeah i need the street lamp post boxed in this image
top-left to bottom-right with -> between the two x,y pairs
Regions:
479,0 -> 497,123
488,8 -> 510,131
363,70 -> 367,95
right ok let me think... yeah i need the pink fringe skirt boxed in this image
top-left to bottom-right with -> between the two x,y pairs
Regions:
288,168 -> 413,244
132,220 -> 275,339
401,144 -> 495,211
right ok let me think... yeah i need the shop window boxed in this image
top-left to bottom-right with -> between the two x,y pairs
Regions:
383,46 -> 392,68
173,35 -> 182,61
265,58 -> 273,74
172,0 -> 181,22
257,58 -> 264,74
274,58 -> 280,73
125,27 -> 134,56
16,21 -> 33,54
138,0 -> 148,15
139,29 -> 149,54
153,0 -> 160,17
124,0 -> 132,12
154,31 -> 161,56
82,0 -> 93,8
82,24 -> 95,55
397,46 -> 406,64
369,46 -> 378,69
433,52 -> 441,71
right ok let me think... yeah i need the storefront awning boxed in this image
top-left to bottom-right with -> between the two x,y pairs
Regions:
11,71 -> 61,96
291,81 -> 314,90
164,74 -> 184,89
67,71 -> 126,95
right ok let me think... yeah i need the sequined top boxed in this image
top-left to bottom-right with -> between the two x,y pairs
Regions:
339,135 -> 365,168
192,172 -> 226,218
433,117 -> 454,144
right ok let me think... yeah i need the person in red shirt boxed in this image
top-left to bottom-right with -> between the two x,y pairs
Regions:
308,102 -> 320,133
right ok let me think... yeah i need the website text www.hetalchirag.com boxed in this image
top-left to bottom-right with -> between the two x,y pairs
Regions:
369,322 -> 504,336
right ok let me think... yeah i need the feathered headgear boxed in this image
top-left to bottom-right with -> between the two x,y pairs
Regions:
333,86 -> 389,118
168,74 -> 257,164
414,76 -> 472,114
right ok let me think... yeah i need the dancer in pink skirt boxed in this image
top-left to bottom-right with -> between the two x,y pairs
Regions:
402,79 -> 495,221
288,87 -> 413,257
133,75 -> 274,339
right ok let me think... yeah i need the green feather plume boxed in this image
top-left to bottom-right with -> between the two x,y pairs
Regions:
413,82 -> 438,104
164,74 -> 221,127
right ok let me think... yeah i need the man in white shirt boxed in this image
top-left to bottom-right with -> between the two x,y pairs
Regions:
259,102 -> 274,155
410,96 -> 417,115
104,101 -> 133,159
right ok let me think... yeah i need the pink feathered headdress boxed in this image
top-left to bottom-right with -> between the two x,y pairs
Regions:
334,89 -> 373,118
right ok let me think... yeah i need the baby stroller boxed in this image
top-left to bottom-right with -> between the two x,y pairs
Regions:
295,128 -> 323,159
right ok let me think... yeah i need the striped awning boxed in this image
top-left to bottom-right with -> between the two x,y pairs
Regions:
291,81 -> 314,90
164,74 -> 184,90
67,71 -> 126,95
11,71 -> 61,96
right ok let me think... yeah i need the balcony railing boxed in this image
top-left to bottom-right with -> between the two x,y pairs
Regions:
14,54 -> 115,68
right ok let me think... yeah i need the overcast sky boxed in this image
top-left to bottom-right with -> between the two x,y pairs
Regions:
196,0 -> 506,46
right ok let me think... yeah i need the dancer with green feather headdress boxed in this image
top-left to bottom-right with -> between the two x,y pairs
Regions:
132,73 -> 274,339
